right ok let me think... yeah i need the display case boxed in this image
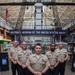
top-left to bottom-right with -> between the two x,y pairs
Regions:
0,41 -> 8,52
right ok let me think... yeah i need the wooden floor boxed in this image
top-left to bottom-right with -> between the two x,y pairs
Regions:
0,63 -> 75,75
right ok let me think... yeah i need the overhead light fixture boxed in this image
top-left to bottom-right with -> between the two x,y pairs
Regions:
49,6 -> 52,9
27,6 -> 29,9
37,0 -> 41,2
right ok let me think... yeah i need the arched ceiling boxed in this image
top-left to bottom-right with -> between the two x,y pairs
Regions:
0,0 -> 75,29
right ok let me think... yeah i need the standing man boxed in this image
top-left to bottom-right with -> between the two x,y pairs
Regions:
26,43 -> 50,75
46,44 -> 59,75
56,42 -> 68,75
17,41 -> 32,75
8,41 -> 22,75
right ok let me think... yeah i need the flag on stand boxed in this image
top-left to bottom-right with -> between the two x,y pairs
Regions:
6,8 -> 10,24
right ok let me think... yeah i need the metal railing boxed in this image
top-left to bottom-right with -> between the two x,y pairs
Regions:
22,25 -> 55,29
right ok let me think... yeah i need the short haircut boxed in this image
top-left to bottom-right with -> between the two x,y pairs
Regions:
34,43 -> 42,48
50,43 -> 55,46
13,40 -> 19,44
58,42 -> 63,45
21,41 -> 27,45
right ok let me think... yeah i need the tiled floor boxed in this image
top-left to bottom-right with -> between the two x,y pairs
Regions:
0,64 -> 75,75
65,64 -> 75,75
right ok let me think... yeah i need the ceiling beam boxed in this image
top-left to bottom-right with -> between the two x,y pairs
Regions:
0,2 -> 75,6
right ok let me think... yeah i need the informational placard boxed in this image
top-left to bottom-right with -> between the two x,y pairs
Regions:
9,30 -> 67,35
2,58 -> 7,65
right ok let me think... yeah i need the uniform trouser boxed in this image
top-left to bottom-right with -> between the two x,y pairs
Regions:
46,66 -> 59,75
11,62 -> 19,75
18,65 -> 31,75
27,70 -> 47,75
58,62 -> 65,75
29,73 -> 47,75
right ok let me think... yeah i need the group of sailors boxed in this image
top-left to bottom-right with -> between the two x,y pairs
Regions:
8,41 -> 68,75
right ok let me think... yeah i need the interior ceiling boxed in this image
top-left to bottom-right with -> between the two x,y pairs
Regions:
0,0 -> 75,29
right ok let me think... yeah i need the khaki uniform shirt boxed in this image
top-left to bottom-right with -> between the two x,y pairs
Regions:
17,49 -> 32,65
46,51 -> 59,67
8,46 -> 22,61
26,54 -> 50,72
56,48 -> 68,61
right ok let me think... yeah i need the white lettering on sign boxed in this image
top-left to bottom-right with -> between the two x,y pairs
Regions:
9,30 -> 66,35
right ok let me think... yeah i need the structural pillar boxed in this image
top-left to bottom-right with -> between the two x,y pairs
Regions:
3,28 -> 7,39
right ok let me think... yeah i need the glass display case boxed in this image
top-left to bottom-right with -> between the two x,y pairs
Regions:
0,41 -> 8,52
